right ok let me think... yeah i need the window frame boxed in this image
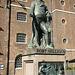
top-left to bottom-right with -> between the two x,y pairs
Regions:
62,38 -> 68,44
60,0 -> 65,6
15,55 -> 22,69
61,18 -> 67,25
17,0 -> 28,2
16,33 -> 27,44
73,4 -> 75,9
17,12 -> 27,22
0,64 -> 4,70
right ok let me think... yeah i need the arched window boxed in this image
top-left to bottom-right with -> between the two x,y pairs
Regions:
15,55 -> 22,68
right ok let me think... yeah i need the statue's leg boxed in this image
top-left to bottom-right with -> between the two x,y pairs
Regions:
33,17 -> 43,47
34,27 -> 39,46
28,21 -> 39,48
33,23 -> 39,47
40,22 -> 48,47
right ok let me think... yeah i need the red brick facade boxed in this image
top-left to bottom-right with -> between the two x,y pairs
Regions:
0,0 -> 75,75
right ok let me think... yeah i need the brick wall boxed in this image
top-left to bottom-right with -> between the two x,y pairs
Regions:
0,0 -> 9,74
0,0 -> 75,75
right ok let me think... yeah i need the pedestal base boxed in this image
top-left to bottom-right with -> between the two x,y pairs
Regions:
22,48 -> 66,75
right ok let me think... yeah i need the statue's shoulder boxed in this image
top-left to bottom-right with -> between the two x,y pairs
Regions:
31,1 -> 36,5
41,1 -> 47,6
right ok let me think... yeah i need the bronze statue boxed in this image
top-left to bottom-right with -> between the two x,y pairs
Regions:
28,0 -> 53,48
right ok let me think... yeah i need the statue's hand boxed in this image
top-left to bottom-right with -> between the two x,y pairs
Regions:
46,11 -> 50,17
48,25 -> 51,32
48,28 -> 51,32
46,11 -> 52,21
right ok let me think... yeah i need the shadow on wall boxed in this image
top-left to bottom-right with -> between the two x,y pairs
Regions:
0,27 -> 4,31
0,52 -> 3,55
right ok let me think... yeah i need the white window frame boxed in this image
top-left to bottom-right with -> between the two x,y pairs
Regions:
17,0 -> 28,2
0,64 -> 4,70
73,4 -> 75,9
15,67 -> 22,70
16,33 -> 27,44
17,12 -> 27,22
60,0 -> 65,6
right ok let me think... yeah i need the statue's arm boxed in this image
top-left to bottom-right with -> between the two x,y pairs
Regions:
46,10 -> 52,21
30,2 -> 35,18
45,5 -> 48,12
44,3 -> 52,21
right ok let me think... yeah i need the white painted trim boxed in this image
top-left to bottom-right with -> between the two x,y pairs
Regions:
16,34 -> 27,44
11,4 -> 30,10
66,49 -> 75,52
17,20 -> 27,23
18,0 -> 28,3
15,68 -> 22,70
16,42 -> 27,44
51,9 -> 75,14
17,12 -> 27,23
9,60 -> 15,63
11,4 -> 75,15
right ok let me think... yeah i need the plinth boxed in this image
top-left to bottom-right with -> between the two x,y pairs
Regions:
22,48 -> 66,75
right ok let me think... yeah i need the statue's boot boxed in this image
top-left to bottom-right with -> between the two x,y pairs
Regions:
33,38 -> 39,48
50,43 -> 54,48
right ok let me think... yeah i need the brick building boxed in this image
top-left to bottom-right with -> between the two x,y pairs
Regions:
0,0 -> 75,75
0,0 -> 9,75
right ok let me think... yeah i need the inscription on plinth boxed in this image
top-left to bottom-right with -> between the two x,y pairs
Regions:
36,49 -> 66,55
23,48 -> 66,55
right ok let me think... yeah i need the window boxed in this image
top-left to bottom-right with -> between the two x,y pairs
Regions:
63,38 -> 67,44
18,0 -> 27,2
61,18 -> 66,25
17,12 -> 27,22
74,4 -> 75,9
16,33 -> 26,43
0,64 -> 4,70
62,19 -> 65,24
66,60 -> 68,67
61,0 -> 65,5
15,55 -> 22,68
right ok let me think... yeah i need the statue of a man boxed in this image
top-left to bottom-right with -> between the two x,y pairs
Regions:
29,0 -> 52,48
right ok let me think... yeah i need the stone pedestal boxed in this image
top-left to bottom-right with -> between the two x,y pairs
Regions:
22,48 -> 66,75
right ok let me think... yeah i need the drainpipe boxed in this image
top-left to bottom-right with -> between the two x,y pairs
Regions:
6,0 -> 11,75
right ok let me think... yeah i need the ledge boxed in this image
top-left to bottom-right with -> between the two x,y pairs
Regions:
22,48 -> 66,56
